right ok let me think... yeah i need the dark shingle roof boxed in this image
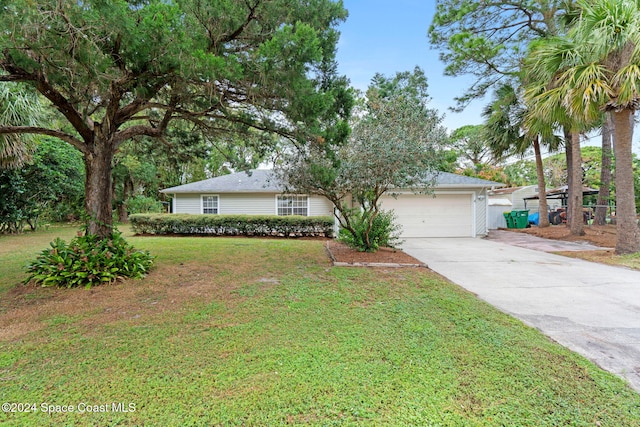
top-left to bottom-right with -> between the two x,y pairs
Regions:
160,169 -> 279,193
432,172 -> 505,188
160,169 -> 504,194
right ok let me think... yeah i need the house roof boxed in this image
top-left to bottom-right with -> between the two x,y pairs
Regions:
160,169 -> 505,194
431,172 -> 505,188
488,185 -> 535,196
160,169 -> 280,193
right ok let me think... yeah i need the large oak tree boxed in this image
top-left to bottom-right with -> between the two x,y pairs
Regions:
0,0 -> 350,237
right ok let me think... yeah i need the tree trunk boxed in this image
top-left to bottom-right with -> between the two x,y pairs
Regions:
117,177 -> 133,223
533,136 -> 549,227
595,113 -> 613,225
611,109 -> 640,254
84,137 -> 115,238
568,131 -> 584,236
564,128 -> 573,227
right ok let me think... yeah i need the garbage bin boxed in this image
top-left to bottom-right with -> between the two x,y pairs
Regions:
503,212 -> 515,228
511,210 -> 529,229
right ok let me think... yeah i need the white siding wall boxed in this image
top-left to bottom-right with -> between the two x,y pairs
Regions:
309,195 -> 334,216
219,193 -> 276,215
174,194 -> 201,214
172,193 -> 334,216
491,186 -> 563,213
521,197 -> 563,212
475,189 -> 488,236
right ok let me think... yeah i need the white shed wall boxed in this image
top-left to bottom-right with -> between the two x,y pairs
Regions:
488,205 -> 510,229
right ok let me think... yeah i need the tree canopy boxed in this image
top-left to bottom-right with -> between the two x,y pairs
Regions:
276,68 -> 448,251
0,0 -> 351,237
429,0 -> 574,109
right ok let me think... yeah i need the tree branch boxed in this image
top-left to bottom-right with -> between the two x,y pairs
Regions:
112,125 -> 163,145
219,0 -> 260,45
0,126 -> 86,154
2,53 -> 94,141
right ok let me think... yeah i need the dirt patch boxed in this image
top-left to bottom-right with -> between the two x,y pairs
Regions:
505,224 -> 617,248
325,240 -> 424,266
0,260 -> 268,342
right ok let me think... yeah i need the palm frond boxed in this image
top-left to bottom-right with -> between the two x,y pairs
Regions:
612,64 -> 640,108
0,83 -> 42,169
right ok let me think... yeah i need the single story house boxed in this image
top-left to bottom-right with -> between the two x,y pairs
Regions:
160,169 -> 504,238
160,169 -> 335,218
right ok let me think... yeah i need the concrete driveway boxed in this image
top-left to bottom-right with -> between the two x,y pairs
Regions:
401,237 -> 640,392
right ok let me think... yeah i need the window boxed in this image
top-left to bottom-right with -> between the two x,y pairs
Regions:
202,195 -> 219,214
277,195 -> 308,216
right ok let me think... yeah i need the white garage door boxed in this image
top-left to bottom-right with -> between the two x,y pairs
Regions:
379,193 -> 474,238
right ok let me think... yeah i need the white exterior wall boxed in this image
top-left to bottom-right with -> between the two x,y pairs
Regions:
174,194 -> 202,214
490,185 -> 562,214
219,193 -> 276,215
475,189 -> 488,236
172,193 -> 333,216
522,196 -> 563,212
308,196 -> 334,216
510,186 -> 537,210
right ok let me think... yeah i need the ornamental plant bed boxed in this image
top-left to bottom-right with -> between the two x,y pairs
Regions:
326,240 -> 424,266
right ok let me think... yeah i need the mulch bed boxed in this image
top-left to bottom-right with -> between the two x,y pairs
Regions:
325,240 -> 425,267
506,224 -> 617,248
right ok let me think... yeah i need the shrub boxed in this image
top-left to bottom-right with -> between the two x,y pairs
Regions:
129,214 -> 334,238
339,210 -> 402,252
126,195 -> 164,214
24,230 -> 154,288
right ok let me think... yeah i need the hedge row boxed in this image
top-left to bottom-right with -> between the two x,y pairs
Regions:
129,214 -> 334,238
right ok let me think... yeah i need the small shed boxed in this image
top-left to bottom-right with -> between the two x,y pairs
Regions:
489,185 -> 562,212
488,198 -> 513,229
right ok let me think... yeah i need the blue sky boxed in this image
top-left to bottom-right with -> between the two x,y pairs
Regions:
334,0 -> 486,133
333,0 -> 640,154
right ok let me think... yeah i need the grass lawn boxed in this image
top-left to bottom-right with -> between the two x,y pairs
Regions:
1,226 -> 639,426
555,250 -> 640,271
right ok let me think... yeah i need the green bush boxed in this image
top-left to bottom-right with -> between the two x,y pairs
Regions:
125,195 -> 164,214
129,214 -> 334,238
24,230 -> 154,288
339,210 -> 402,252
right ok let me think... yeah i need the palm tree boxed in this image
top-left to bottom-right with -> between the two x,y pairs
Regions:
483,83 -> 560,228
524,33 -> 605,238
595,113 -> 613,225
0,83 -> 41,169
527,0 -> 640,254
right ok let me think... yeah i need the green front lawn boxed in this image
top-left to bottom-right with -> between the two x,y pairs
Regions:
1,227 -> 639,426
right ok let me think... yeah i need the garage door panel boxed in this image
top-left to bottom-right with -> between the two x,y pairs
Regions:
380,193 -> 473,238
